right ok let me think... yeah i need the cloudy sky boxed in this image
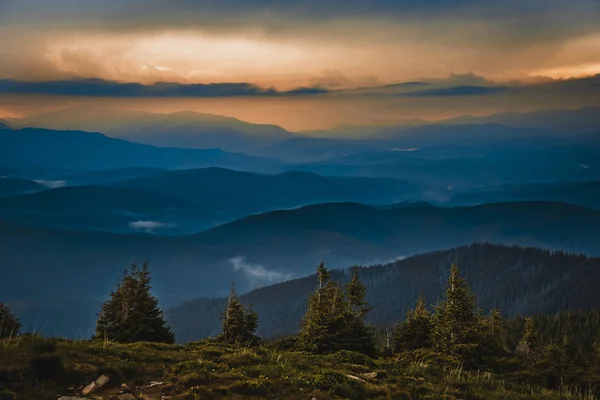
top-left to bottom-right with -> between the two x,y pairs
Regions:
1,0 -> 599,129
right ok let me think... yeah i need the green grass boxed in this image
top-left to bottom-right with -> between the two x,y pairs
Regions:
0,337 -> 597,400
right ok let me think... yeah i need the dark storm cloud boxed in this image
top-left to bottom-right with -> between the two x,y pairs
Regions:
0,79 -> 329,97
3,0 -> 599,40
1,75 -> 598,99
400,86 -> 510,97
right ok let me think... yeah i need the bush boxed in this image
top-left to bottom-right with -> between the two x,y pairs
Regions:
229,377 -> 274,396
306,371 -> 365,399
29,337 -> 57,355
29,355 -> 64,381
268,335 -> 302,351
328,350 -> 377,367
178,372 -> 210,387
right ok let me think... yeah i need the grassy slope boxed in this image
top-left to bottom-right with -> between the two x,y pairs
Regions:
0,337 -> 596,400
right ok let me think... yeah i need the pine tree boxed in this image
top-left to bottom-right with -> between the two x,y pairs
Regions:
0,302 -> 21,339
300,263 -> 375,355
317,262 -> 330,290
346,267 -> 370,317
517,317 -> 539,355
485,308 -> 507,353
220,283 -> 259,345
431,263 -> 485,360
394,294 -> 432,352
95,262 -> 175,344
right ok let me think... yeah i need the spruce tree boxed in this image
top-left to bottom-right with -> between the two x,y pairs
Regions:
394,294 -> 432,352
0,302 -> 21,339
221,283 -> 259,345
300,263 -> 375,355
517,317 -> 539,355
485,308 -> 507,353
346,267 -> 370,317
95,262 -> 175,344
431,263 -> 484,359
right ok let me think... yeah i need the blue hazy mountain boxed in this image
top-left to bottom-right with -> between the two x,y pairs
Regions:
284,134 -> 600,192
442,107 -> 600,134
3,200 -> 600,337
57,167 -> 167,185
0,186 -> 212,235
0,127 -> 281,171
259,123 -> 589,162
0,177 -> 46,197
0,168 -> 423,234
446,180 -> 600,210
112,167 -> 421,209
9,108 -> 296,153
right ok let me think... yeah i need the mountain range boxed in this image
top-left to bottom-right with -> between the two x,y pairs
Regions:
0,168 -> 421,234
6,108 -> 296,153
3,200 -> 600,338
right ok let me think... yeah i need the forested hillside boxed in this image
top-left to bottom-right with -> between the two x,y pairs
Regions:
168,243 -> 600,342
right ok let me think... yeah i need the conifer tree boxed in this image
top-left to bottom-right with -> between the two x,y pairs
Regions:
300,263 -> 375,355
485,308 -> 507,353
95,262 -> 175,344
394,294 -> 432,352
346,267 -> 370,317
0,302 -> 21,339
317,261 -> 330,290
517,317 -> 539,355
431,263 -> 484,359
221,283 -> 259,345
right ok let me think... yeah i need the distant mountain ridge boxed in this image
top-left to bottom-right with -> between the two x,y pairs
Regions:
0,127 -> 281,171
0,177 -> 46,197
8,108 -> 297,153
0,168 -> 422,234
446,180 -> 600,210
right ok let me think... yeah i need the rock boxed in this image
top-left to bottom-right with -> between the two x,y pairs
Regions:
147,381 -> 164,388
82,374 -> 110,396
361,372 -> 378,380
120,383 -> 132,392
345,374 -> 367,383
117,394 -> 136,400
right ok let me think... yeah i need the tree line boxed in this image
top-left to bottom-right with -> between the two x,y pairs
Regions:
3,258 -> 600,389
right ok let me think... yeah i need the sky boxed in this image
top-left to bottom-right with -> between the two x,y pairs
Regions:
1,0 -> 599,130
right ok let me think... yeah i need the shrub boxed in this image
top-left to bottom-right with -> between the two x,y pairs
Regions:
268,335 -> 302,351
178,372 -> 210,387
306,370 -> 365,399
328,350 -> 377,367
229,377 -> 274,396
29,355 -> 64,381
29,337 -> 57,355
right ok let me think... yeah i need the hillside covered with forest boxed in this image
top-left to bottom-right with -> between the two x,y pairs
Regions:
2,255 -> 600,400
168,243 -> 600,342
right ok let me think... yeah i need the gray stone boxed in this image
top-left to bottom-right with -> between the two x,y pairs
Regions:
82,374 -> 110,396
361,372 -> 378,380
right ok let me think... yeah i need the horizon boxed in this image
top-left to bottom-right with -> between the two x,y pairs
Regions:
1,0 -> 599,130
